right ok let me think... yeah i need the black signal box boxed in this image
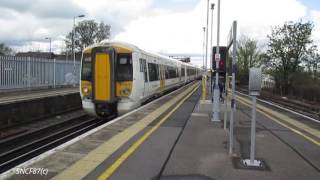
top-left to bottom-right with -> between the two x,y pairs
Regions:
212,46 -> 227,75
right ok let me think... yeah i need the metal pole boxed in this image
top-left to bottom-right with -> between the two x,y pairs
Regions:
49,38 -> 51,53
229,21 -> 237,155
28,57 -> 31,88
202,27 -> 206,71
250,96 -> 257,164
45,37 -> 51,53
53,59 -> 56,88
212,0 -> 220,122
73,16 -> 76,87
210,4 -> 214,72
205,0 -> 209,71
210,3 -> 215,94
224,72 -> 228,130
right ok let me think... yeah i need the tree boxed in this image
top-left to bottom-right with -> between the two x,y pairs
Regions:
65,20 -> 111,53
0,43 -> 13,56
303,50 -> 320,78
236,35 -> 263,84
96,22 -> 111,42
266,20 -> 315,95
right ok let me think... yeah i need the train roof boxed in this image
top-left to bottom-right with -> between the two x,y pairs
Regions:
85,40 -> 201,70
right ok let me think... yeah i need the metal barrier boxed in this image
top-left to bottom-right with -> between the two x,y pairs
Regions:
0,56 -> 81,91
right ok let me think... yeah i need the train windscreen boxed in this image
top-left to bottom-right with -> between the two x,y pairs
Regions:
116,54 -> 133,81
81,54 -> 92,81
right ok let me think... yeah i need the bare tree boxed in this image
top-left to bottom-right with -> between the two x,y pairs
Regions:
236,35 -> 263,84
96,22 -> 111,42
65,20 -> 111,53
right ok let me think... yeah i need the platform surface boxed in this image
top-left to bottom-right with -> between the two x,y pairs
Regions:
3,83 -> 320,180
0,87 -> 78,104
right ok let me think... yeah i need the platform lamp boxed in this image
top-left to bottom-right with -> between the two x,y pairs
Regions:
72,14 -> 85,87
209,3 -> 215,92
45,37 -> 51,53
202,27 -> 206,71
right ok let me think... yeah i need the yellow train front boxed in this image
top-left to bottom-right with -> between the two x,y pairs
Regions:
80,40 -> 202,118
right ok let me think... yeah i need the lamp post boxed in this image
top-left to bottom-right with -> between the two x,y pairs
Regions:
72,14 -> 85,86
202,27 -> 206,71
212,0 -> 220,122
45,37 -> 51,53
210,3 -> 215,92
205,0 -> 209,71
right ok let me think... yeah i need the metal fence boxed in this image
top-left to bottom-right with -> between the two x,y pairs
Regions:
0,56 -> 81,91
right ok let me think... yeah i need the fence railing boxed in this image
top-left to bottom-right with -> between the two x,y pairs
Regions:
0,56 -> 81,91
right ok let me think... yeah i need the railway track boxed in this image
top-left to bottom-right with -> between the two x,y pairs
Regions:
236,87 -> 320,121
0,114 -> 113,173
0,82 -> 197,175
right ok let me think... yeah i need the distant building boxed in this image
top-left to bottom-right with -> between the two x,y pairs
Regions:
262,74 -> 275,89
16,52 -> 55,59
15,51 -> 82,61
169,56 -> 191,63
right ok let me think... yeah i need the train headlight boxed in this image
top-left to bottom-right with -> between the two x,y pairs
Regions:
83,87 -> 89,93
121,89 -> 130,95
81,80 -> 92,97
116,81 -> 132,97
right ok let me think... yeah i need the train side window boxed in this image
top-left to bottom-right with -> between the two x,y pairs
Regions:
181,68 -> 185,77
148,63 -> 159,81
167,66 -> 177,79
165,66 -> 169,79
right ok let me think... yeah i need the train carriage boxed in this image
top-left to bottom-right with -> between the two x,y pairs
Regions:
80,40 -> 201,118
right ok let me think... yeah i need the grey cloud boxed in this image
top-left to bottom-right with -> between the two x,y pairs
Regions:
30,0 -> 86,19
0,0 -> 36,12
93,16 -> 124,38
0,7 -> 17,19
0,0 -> 86,19
0,0 -> 133,51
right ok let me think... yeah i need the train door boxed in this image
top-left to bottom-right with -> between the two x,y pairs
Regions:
160,64 -> 165,91
92,47 -> 116,103
139,58 -> 148,97
179,65 -> 182,82
91,47 -> 117,116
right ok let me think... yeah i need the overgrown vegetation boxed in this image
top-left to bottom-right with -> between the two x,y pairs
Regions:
236,20 -> 320,103
236,36 -> 266,84
0,43 -> 13,56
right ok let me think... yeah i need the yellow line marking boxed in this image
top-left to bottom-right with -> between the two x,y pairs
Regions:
236,95 -> 320,146
52,83 -> 199,180
98,84 -> 199,180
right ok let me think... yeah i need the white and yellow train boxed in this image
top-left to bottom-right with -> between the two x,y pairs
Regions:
80,40 -> 202,118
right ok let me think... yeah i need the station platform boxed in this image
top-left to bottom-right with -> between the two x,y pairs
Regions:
3,82 -> 319,180
0,87 -> 78,105
0,87 -> 80,130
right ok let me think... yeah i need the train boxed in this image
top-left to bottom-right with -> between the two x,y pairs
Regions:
80,40 -> 202,118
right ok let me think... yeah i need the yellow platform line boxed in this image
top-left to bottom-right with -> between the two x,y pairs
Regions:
237,95 -> 320,146
53,83 -> 199,180
98,84 -> 199,179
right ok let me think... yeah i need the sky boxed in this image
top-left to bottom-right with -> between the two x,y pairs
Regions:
0,0 -> 319,67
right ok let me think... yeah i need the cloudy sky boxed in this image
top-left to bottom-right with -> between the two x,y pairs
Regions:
0,0 -> 319,66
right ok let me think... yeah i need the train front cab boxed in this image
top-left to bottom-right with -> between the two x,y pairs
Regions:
81,45 -> 133,118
